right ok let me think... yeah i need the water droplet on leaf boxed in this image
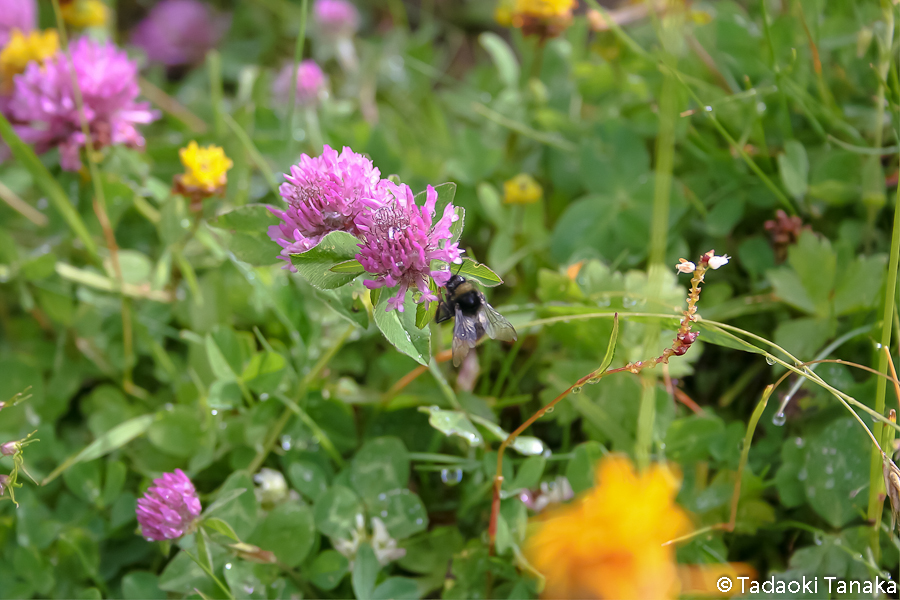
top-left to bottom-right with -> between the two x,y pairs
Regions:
441,468 -> 463,486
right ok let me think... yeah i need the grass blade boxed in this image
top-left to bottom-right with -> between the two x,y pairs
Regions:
0,112 -> 98,260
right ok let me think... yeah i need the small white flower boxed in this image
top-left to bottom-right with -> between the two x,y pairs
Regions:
675,260 -> 696,274
371,517 -> 405,565
708,254 -> 730,269
254,468 -> 288,506
332,514 -> 405,567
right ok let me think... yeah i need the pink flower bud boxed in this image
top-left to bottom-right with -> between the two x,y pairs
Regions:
675,259 -> 695,274
0,474 -> 8,496
0,441 -> 17,456
313,0 -> 359,38
135,469 -> 202,541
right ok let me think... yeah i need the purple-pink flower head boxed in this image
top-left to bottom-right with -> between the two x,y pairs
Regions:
0,0 -> 36,47
131,0 -> 231,67
356,183 -> 462,312
269,145 -> 386,269
136,469 -> 202,541
272,59 -> 326,108
9,38 -> 157,171
313,0 -> 360,38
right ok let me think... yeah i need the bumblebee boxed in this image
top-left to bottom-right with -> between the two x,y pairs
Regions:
435,275 -> 517,367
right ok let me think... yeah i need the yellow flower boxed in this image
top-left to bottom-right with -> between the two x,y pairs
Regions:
178,141 -> 233,194
525,454 -> 692,599
495,0 -> 515,26
514,0 -> 577,20
61,0 -> 110,29
503,173 -> 543,204
0,29 -> 59,89
508,0 -> 576,38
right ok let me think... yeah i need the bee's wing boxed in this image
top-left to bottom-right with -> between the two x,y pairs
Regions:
452,305 -> 479,367
478,299 -> 517,342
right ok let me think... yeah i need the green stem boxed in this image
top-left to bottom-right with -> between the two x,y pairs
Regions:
868,28 -> 900,558
207,50 -> 225,138
759,0 -> 793,138
285,0 -> 309,158
273,392 -> 345,467
428,359 -> 462,410
0,114 -> 98,259
585,0 -> 797,215
50,0 -> 135,391
223,113 -> 281,198
246,325 -> 354,474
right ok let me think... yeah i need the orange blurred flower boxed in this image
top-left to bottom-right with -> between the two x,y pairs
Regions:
502,0 -> 578,38
525,454 -> 692,599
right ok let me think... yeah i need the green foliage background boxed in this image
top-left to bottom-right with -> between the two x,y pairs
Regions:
2,0 -> 900,598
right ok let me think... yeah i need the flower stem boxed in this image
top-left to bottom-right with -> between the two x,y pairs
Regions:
488,256 -> 713,548
285,0 -> 310,158
246,325 -> 354,474
50,0 -> 137,394
867,33 -> 900,558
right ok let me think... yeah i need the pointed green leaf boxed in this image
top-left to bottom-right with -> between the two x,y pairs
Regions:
373,289 -> 431,365
290,231 -> 363,289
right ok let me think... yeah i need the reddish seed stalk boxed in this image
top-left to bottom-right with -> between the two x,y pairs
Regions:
487,251 -> 716,548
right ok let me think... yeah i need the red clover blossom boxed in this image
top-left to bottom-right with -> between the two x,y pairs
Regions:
0,0 -> 35,47
313,0 -> 360,39
355,183 -> 461,312
272,59 -> 327,108
135,469 -> 202,541
131,0 -> 231,67
269,145 -> 386,269
9,38 -> 157,170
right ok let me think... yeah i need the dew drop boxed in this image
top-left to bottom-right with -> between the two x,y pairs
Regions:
772,412 -> 786,426
765,356 -> 776,366
797,468 -> 807,481
825,464 -> 833,475
225,563 -> 233,570
440,468 -> 463,486
825,478 -> 835,489
211,409 -> 218,416
571,386 -> 583,394
545,406 -> 555,414
794,437 -> 804,447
